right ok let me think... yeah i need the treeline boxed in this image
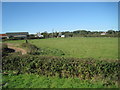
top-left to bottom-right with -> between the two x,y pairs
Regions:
41,30 -> 119,38
2,30 -> 119,41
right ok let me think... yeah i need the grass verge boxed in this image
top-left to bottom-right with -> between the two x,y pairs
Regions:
2,74 -> 118,88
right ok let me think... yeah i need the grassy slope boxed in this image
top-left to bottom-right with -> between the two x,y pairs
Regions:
5,37 -> 118,59
2,74 -> 118,88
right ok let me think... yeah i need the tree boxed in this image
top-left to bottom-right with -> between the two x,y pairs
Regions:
58,32 -> 62,37
107,30 -> 115,34
41,31 -> 48,38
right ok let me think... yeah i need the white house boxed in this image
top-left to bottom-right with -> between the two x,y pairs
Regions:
101,32 -> 106,35
61,35 -> 65,38
36,32 -> 44,37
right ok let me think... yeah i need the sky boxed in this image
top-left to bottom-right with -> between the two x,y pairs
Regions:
2,2 -> 118,34
2,0 -> 120,2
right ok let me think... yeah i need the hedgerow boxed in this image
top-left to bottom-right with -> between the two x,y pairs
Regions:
2,54 -> 119,82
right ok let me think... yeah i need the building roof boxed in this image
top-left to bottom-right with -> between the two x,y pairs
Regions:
6,32 -> 29,37
14,35 -> 27,37
0,34 -> 7,36
6,32 -> 29,35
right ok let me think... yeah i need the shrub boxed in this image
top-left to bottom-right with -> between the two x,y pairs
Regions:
21,43 -> 40,55
21,43 -> 65,56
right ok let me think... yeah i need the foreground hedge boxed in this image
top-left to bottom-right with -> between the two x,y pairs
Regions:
2,54 -> 119,81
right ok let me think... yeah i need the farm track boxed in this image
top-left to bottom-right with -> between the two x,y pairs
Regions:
7,43 -> 27,55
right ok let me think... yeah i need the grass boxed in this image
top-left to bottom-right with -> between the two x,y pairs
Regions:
2,37 -> 118,88
2,74 -> 118,88
5,37 -> 118,59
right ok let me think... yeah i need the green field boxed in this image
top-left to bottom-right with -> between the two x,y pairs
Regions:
5,37 -> 118,59
3,37 -> 119,88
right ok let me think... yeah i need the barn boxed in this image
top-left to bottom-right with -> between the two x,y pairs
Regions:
6,32 -> 29,39
0,34 -> 9,39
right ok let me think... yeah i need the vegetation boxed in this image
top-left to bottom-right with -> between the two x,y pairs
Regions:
5,37 -> 118,59
2,30 -> 119,41
1,43 -> 15,57
2,37 -> 119,88
41,30 -> 119,38
2,54 -> 119,88
21,43 -> 40,55
21,43 -> 65,56
2,74 -> 118,88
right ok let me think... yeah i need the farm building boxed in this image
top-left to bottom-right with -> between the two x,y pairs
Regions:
6,32 -> 29,38
0,34 -> 9,39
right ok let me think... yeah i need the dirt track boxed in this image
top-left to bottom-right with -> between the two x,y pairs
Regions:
7,43 -> 27,55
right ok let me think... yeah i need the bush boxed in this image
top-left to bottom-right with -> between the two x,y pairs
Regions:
21,43 -> 65,56
21,43 -> 40,55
